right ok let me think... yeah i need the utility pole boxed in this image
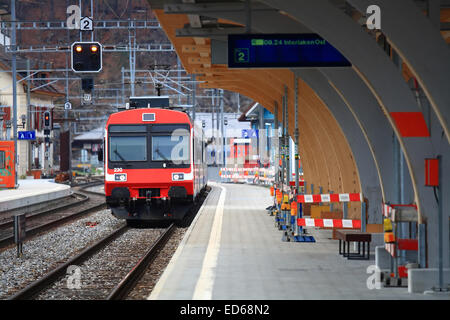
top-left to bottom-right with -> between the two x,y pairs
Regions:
128,22 -> 136,97
285,85 -> 290,185
192,74 -> 196,121
259,101 -> 264,166
177,57 -> 181,106
274,102 -> 279,185
26,59 -> 31,175
236,92 -> 240,114
211,89 -> 215,142
11,0 -> 18,187
65,48 -> 72,180
121,67 -> 125,104
220,89 -> 225,166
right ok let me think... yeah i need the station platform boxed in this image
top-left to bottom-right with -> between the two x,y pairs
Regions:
149,182 -> 443,300
0,179 -> 71,213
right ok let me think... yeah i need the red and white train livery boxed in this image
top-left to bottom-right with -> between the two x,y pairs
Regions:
103,107 -> 207,222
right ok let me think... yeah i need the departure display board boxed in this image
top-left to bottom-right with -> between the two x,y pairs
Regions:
228,34 -> 351,68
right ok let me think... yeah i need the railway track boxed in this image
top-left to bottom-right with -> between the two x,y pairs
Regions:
4,185 -> 209,300
9,223 -> 175,300
0,182 -> 106,248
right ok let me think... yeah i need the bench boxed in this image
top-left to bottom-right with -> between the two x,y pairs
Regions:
335,230 -> 372,260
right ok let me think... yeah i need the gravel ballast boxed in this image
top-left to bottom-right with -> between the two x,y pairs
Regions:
0,209 -> 124,299
35,227 -> 165,300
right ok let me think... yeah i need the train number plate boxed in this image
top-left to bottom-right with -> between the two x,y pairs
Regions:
114,173 -> 127,181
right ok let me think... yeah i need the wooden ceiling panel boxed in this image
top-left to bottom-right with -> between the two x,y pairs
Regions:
153,9 -> 362,211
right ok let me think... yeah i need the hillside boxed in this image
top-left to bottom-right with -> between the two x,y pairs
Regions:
1,0 -> 253,132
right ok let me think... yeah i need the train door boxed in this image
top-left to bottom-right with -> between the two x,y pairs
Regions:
0,141 -> 15,188
233,142 -> 249,165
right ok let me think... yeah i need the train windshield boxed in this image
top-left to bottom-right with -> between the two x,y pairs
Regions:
109,136 -> 147,161
151,129 -> 190,164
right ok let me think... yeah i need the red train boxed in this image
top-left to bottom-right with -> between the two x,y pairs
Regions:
102,107 -> 207,223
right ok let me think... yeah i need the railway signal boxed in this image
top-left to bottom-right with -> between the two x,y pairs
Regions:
71,42 -> 102,73
43,111 -> 52,130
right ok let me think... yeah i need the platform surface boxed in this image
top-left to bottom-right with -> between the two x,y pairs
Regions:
0,179 -> 71,212
149,183 -> 445,300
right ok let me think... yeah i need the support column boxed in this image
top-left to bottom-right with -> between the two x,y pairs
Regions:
274,102 -> 279,185
294,76 -> 302,237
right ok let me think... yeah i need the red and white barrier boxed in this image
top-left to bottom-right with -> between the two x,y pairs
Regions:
297,218 -> 361,229
385,243 -> 396,257
382,203 -> 393,217
219,167 -> 275,185
297,193 -> 363,203
382,203 -> 417,217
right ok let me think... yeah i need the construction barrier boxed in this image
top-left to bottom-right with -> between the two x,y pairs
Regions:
219,166 -> 275,185
297,218 -> 361,229
267,175 -> 367,242
382,202 -> 419,282
297,193 -> 363,203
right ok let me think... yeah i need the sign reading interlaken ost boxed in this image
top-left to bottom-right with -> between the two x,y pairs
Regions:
228,33 -> 351,68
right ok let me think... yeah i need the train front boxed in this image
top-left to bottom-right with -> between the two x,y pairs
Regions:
104,108 -> 194,222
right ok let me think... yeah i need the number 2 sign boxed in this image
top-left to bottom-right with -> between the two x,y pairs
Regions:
234,48 -> 249,63
80,17 -> 93,31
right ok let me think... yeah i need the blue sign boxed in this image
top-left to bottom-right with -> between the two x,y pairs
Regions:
18,131 -> 36,140
242,129 -> 258,138
228,33 -> 351,68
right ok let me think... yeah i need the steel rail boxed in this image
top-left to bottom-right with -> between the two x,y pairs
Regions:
8,225 -> 128,300
0,182 -> 105,247
0,192 -> 89,230
107,223 -> 176,300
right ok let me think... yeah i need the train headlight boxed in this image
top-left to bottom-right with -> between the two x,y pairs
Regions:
172,173 -> 184,181
114,173 -> 127,182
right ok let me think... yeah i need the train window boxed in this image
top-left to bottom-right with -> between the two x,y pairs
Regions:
109,125 -> 147,133
0,151 -> 4,169
151,124 -> 189,133
109,136 -> 147,161
151,132 -> 189,164
142,113 -> 155,121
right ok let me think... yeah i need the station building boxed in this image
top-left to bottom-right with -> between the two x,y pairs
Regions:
0,54 -> 64,178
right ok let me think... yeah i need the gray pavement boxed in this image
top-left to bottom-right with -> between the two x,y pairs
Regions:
149,182 -> 446,300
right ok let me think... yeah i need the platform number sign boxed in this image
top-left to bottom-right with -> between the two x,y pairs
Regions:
234,48 -> 249,63
18,131 -> 36,140
228,34 -> 351,68
242,129 -> 258,138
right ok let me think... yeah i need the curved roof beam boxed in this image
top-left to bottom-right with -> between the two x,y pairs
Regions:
260,0 -> 441,267
172,2 -> 385,219
348,0 -> 450,143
